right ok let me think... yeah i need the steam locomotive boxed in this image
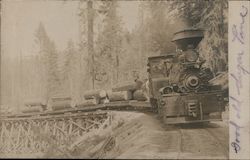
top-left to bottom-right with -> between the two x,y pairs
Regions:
147,28 -> 226,124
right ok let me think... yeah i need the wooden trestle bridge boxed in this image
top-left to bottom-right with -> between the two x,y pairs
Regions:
0,111 -> 111,154
0,100 -> 150,156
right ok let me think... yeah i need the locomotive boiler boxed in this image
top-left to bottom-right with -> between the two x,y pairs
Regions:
147,28 -> 226,124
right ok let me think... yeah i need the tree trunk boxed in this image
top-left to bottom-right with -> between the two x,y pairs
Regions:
87,0 -> 95,89
0,1 -> 1,106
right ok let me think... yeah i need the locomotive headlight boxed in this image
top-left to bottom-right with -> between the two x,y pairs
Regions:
185,50 -> 199,62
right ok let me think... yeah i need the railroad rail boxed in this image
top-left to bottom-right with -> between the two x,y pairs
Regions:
203,128 -> 229,157
174,123 -> 228,159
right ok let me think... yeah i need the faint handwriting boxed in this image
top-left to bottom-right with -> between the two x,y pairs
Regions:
230,4 -> 249,154
232,5 -> 248,44
230,96 -> 241,119
230,51 -> 250,95
230,121 -> 243,153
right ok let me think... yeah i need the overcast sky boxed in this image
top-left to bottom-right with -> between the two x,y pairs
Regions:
1,0 -> 139,58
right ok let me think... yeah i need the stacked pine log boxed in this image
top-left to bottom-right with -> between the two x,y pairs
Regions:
22,106 -> 44,113
107,90 -> 133,102
110,80 -> 148,102
79,80 -> 148,107
133,90 -> 148,101
78,90 -> 108,107
48,96 -> 75,111
111,80 -> 143,92
22,99 -> 47,113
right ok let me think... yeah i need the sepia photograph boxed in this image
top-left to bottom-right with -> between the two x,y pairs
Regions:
0,0 -> 234,159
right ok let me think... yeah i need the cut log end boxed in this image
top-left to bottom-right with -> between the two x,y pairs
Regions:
107,91 -> 132,102
133,90 -> 148,101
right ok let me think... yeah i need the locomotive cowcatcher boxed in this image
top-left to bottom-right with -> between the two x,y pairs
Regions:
147,28 -> 226,124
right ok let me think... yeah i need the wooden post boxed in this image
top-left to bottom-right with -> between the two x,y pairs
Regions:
7,122 -> 14,152
62,120 -> 65,142
27,121 -> 33,152
44,120 -> 49,149
20,122 -> 26,152
53,120 -> 57,136
15,123 -> 22,151
45,120 -> 49,133
0,122 -> 5,151
0,122 -> 3,143
69,119 -> 73,135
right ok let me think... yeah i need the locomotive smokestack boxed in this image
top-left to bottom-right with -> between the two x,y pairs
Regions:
172,28 -> 204,51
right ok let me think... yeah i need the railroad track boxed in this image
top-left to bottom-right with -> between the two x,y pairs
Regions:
176,126 -> 184,160
203,127 -> 229,157
174,123 -> 228,159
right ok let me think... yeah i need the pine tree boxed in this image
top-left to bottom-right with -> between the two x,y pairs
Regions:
95,0 -> 123,88
60,40 -> 81,102
78,1 -> 93,91
34,22 -> 60,100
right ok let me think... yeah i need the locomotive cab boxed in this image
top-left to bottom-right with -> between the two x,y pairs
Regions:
147,28 -> 226,124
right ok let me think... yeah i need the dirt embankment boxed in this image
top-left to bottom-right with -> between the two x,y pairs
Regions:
62,111 -> 176,159
64,111 -> 228,159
